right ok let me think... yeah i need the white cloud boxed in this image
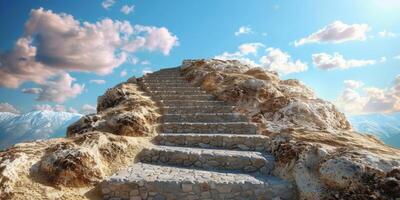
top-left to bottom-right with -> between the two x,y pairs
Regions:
378,30 -> 397,37
0,8 -> 178,88
344,80 -> 364,89
238,43 -> 265,55
21,87 -> 42,94
380,57 -> 387,63
141,26 -> 179,55
214,51 -> 259,66
33,104 -> 66,112
234,26 -> 252,36
89,79 -> 106,84
394,55 -> 400,60
102,0 -> 115,9
121,5 -> 134,15
335,75 -> 400,114
294,21 -> 370,46
312,52 -> 376,70
81,104 -> 96,114
67,107 -> 79,113
27,73 -> 84,103
214,43 -> 264,66
120,69 -> 127,77
260,48 -> 308,75
215,44 -> 307,75
0,103 -> 20,114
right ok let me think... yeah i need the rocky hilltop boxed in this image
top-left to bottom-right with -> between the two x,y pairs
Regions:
0,59 -> 399,200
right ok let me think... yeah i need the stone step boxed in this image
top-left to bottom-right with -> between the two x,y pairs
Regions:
163,106 -> 235,114
153,94 -> 215,101
143,79 -> 188,83
161,113 -> 247,122
155,133 -> 269,151
148,71 -> 180,76
161,122 -> 257,134
150,90 -> 206,95
143,86 -> 201,91
145,74 -> 181,78
143,82 -> 194,87
144,76 -> 185,80
159,100 -> 225,107
138,145 -> 274,175
102,163 -> 295,200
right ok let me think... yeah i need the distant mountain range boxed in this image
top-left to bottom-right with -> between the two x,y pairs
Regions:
0,111 -> 82,149
348,112 -> 400,148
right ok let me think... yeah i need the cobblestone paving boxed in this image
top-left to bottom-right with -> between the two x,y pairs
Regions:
102,67 -> 295,200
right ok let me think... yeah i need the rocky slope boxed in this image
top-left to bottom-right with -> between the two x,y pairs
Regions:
0,78 -> 158,199
0,59 -> 399,200
180,59 -> 400,199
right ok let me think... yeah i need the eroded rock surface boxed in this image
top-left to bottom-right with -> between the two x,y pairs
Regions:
67,79 -> 159,137
180,59 -> 400,200
181,59 -> 350,134
0,77 -> 157,199
0,132 -> 151,199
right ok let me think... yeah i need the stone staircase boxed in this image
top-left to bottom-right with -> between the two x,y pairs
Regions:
101,68 -> 295,200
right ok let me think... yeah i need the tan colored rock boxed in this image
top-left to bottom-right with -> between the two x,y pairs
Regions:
181,59 -> 400,199
0,76 -> 156,199
181,59 -> 350,133
67,80 -> 160,137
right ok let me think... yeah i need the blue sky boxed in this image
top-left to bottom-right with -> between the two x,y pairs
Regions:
0,0 -> 399,115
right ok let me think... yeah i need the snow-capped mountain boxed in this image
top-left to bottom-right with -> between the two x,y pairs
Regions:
348,112 -> 400,148
0,111 -> 82,149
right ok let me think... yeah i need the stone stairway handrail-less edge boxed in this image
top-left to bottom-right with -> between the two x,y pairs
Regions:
101,67 -> 296,200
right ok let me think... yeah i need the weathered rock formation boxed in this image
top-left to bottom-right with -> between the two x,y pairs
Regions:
0,78 -> 157,199
179,59 -> 400,199
0,59 -> 399,200
67,79 -> 159,137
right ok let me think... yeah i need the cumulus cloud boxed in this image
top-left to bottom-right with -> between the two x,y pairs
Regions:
0,37 -> 55,88
26,73 -> 84,103
141,27 -> 179,55
89,79 -> 106,84
67,107 -> 79,113
335,76 -> 400,114
81,104 -> 96,114
215,44 -> 307,75
238,43 -> 265,55
260,48 -> 308,75
379,30 -> 397,37
294,21 -> 370,46
33,104 -> 66,112
121,5 -> 134,14
344,80 -> 364,89
0,103 -> 20,114
214,43 -> 265,66
234,26 -> 252,36
0,8 -> 178,89
312,52 -> 376,70
214,52 -> 258,66
21,87 -> 42,94
102,0 -> 115,9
